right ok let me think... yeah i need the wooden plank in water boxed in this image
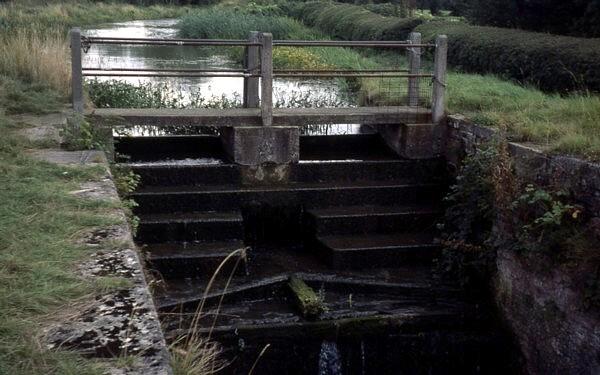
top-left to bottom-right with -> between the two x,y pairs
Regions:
90,106 -> 431,127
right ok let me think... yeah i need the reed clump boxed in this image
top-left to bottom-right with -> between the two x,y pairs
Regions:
0,28 -> 70,97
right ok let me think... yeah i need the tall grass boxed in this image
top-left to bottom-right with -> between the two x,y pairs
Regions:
169,248 -> 248,374
0,29 -> 70,97
447,72 -> 600,159
0,1 -> 193,97
178,7 -> 317,40
0,1 -> 192,33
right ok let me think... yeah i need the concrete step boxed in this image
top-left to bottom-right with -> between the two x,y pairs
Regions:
115,135 -> 226,162
292,158 -> 446,184
126,159 -> 445,187
131,180 -> 445,214
116,133 -> 401,163
129,163 -> 240,187
316,232 -> 441,270
300,134 -> 398,161
306,204 -> 440,236
136,211 -> 244,243
144,240 -> 247,279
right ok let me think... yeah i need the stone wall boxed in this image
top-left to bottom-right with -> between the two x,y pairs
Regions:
445,115 -> 600,375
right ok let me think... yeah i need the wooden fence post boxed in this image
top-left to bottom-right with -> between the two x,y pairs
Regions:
407,32 -> 421,107
243,31 -> 260,108
260,32 -> 273,126
432,34 -> 448,124
70,28 -> 84,115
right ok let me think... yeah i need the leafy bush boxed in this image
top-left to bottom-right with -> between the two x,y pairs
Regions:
438,143 -> 501,295
364,3 -> 409,18
416,21 -> 600,93
463,0 -> 600,38
509,185 -> 583,254
289,2 -> 423,41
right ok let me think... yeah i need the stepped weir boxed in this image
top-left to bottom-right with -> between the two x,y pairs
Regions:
73,30 -> 516,373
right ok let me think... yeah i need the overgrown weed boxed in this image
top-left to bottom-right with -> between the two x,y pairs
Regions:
170,248 -> 249,374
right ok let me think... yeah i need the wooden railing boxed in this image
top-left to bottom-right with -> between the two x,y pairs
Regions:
70,29 -> 447,126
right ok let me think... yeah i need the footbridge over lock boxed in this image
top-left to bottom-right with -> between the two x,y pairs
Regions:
70,29 -> 516,374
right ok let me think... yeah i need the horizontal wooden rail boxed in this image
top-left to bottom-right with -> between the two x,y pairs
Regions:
273,73 -> 433,78
82,72 -> 257,78
273,40 -> 435,48
85,37 -> 258,46
90,106 -> 432,127
82,67 -> 248,73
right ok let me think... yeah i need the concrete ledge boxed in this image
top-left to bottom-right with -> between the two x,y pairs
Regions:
221,126 -> 299,166
377,123 -> 444,159
18,113 -> 172,374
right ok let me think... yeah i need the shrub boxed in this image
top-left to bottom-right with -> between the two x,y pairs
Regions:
289,2 -> 423,41
437,142 -> 502,296
463,0 -> 600,38
416,21 -> 600,93
364,3 -> 409,18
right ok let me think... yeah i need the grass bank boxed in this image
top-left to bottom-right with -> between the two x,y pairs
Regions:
0,1 -> 193,97
447,73 -> 600,159
0,2 -> 199,373
0,112 -> 126,375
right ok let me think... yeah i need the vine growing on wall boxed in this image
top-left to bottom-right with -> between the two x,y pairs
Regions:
438,142 -> 502,296
440,138 -> 600,310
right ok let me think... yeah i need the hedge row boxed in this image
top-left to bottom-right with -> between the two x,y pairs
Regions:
416,21 -> 600,93
289,2 -> 423,41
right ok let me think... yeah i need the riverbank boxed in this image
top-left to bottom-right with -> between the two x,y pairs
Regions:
0,2 -> 197,374
0,112 -> 117,375
0,1 -> 193,100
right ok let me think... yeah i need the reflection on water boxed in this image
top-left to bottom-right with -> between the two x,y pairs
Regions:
83,19 -> 364,135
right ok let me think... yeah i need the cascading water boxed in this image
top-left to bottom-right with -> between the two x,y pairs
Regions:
318,341 -> 342,375
360,340 -> 366,375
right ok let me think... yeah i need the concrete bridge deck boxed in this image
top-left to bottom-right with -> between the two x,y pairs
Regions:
90,106 -> 431,126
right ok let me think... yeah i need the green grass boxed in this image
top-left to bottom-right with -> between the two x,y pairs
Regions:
0,76 -> 63,115
0,1 -> 194,97
178,6 -> 317,40
0,1 -> 193,33
0,2 -> 197,373
0,112 -> 126,375
447,73 -> 600,159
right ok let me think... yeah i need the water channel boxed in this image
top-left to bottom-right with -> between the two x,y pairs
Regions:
96,18 -> 517,374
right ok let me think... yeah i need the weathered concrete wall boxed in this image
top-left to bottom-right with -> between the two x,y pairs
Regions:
220,126 -> 299,166
445,115 -> 600,375
378,123 -> 444,159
